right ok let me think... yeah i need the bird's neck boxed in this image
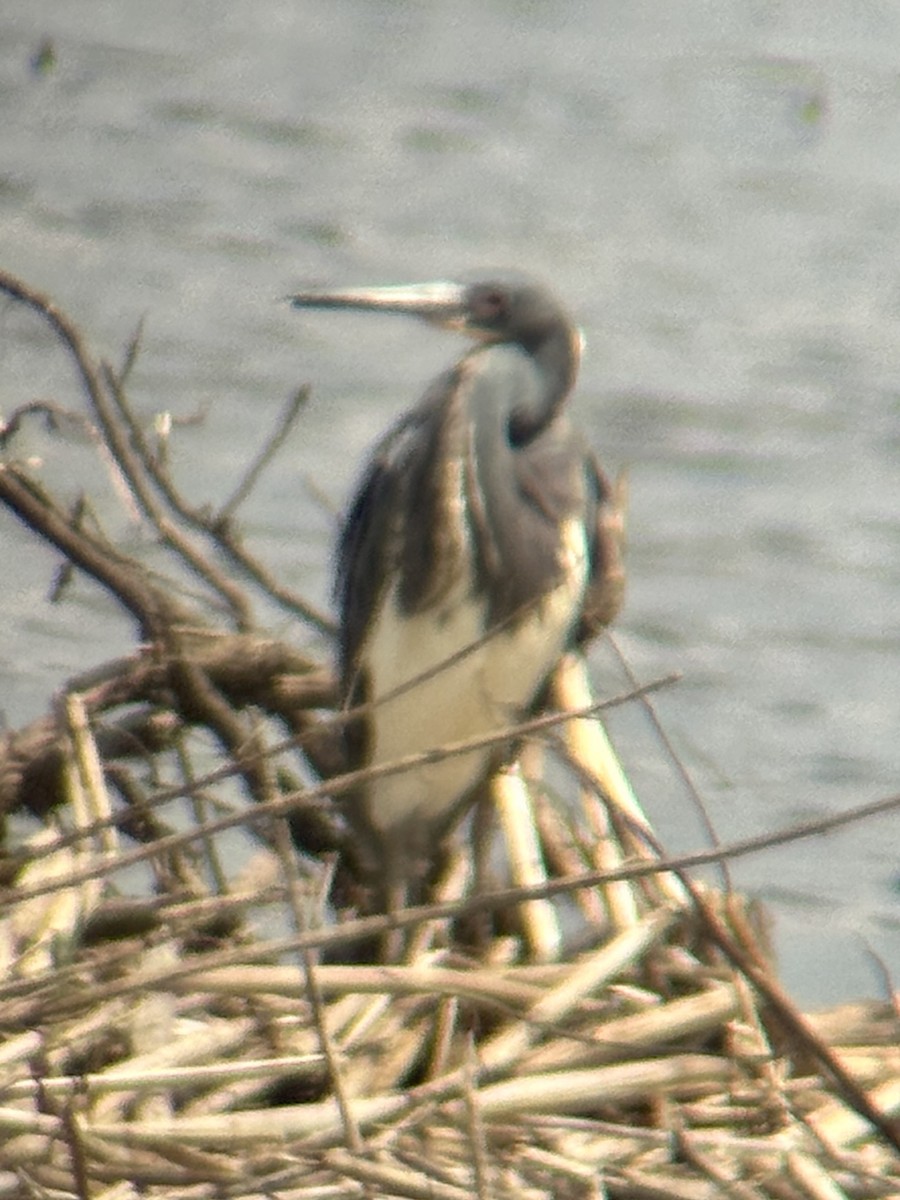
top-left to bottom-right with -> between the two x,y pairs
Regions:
509,323 -> 582,444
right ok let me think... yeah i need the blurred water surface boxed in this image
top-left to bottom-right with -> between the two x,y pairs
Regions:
1,0 -> 898,1003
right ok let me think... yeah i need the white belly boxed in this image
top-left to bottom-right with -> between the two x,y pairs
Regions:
361,519 -> 588,834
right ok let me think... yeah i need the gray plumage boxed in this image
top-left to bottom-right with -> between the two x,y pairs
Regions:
291,275 -> 625,901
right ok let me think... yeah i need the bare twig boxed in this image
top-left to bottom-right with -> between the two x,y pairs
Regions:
0,268 -> 254,628
608,631 -> 732,891
216,385 -> 310,522
116,315 -> 145,385
0,463 -> 182,639
462,1035 -> 491,1200
102,354 -> 332,633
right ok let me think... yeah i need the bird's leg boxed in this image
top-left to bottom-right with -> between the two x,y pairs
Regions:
381,875 -> 410,963
378,830 -> 421,963
471,783 -> 495,893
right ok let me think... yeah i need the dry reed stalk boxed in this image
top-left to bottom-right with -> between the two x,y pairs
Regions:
2,1053 -> 325,1106
806,1076 -> 900,1152
0,1151 -> 70,1191
321,990 -> 395,1047
178,1067 -> 301,1119
7,695 -> 118,979
478,906 -> 676,1073
326,986 -> 438,1097
0,1106 -> 61,1137
481,934 -> 521,965
126,944 -> 182,1124
727,972 -> 792,1139
521,979 -> 741,1073
75,1121 -> 231,1177
612,1165 -> 722,1200
331,970 -> 444,1069
0,1029 -> 43,1071
828,1049 -> 900,1086
358,1010 -> 434,1095
531,790 -> 609,928
64,691 -> 119,857
453,1053 -> 733,1119
404,843 -> 472,961
785,1151 -> 853,1200
90,1010 -> 268,1124
555,654 -> 691,914
323,1148 -> 473,1200
85,1087 -> 409,1147
541,1117 -> 787,1168
96,1012 -> 259,1079
426,994 -> 460,1080
675,1130 -> 771,1200
175,962 -> 546,1008
551,655 -> 640,930
806,1002 -> 900,1047
91,1183 -> 139,1200
515,1143 -> 605,1193
38,995 -> 138,1083
388,1138 -> 476,1189
491,764 -> 561,962
461,1034 -> 491,1200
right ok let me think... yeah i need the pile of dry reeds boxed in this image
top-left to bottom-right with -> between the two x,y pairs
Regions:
2,658 -> 899,1200
1,267 -> 898,1199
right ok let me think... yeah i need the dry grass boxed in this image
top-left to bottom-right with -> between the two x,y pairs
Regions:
1,665 -> 899,1200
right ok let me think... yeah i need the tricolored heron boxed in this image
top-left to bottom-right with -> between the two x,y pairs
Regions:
291,275 -> 625,911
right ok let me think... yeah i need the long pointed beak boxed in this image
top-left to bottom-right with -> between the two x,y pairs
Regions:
290,281 -> 468,328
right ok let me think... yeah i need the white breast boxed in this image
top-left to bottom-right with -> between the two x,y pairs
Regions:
361,517 -> 588,835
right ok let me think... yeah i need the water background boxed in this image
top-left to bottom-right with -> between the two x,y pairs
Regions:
1,0 -> 898,1005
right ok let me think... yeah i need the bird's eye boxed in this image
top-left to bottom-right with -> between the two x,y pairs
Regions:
474,287 -> 507,323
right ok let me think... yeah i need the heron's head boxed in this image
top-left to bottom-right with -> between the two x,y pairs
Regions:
290,274 -> 576,355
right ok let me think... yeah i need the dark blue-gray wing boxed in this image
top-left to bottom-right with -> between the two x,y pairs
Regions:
463,356 -> 624,641
469,424 -> 587,626
452,350 -> 592,628
483,432 -> 624,640
335,419 -> 408,692
334,370 -> 463,692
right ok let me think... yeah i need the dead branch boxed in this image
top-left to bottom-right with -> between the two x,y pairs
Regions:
0,462 -> 186,639
0,268 -> 338,860
0,633 -> 336,822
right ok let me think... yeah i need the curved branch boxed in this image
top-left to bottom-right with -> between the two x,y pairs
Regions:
0,464 -> 183,638
0,268 -> 254,629
102,360 -> 334,635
